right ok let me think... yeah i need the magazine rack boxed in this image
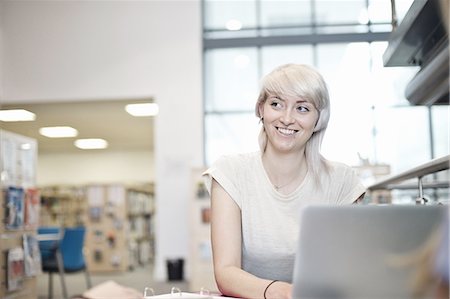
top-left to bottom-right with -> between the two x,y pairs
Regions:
0,130 -> 40,299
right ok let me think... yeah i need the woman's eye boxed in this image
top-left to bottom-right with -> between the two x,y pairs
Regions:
270,101 -> 282,108
297,106 -> 310,112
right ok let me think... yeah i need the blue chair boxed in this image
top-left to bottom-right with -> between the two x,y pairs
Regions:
38,226 -> 92,299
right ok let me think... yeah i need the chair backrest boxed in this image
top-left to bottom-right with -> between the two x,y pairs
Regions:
60,226 -> 86,271
38,226 -> 62,259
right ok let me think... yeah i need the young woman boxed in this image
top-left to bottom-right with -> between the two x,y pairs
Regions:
203,64 -> 366,299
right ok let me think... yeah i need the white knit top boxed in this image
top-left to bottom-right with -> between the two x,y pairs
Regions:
203,151 -> 366,282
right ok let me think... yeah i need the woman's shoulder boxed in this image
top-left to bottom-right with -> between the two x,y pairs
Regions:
214,151 -> 260,166
323,159 -> 358,176
205,152 -> 261,189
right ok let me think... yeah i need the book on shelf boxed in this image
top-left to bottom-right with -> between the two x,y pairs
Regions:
0,136 -> 17,187
5,186 -> 25,230
7,247 -> 25,291
24,188 -> 40,229
23,234 -> 42,277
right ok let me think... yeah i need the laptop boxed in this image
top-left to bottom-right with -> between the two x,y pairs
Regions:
291,205 -> 447,299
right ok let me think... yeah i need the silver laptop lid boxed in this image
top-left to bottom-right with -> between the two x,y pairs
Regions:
292,205 -> 447,299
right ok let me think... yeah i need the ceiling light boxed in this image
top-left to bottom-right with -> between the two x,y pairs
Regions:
74,138 -> 108,150
0,109 -> 36,122
39,126 -> 78,138
125,103 -> 159,117
226,19 -> 242,31
20,143 -> 32,150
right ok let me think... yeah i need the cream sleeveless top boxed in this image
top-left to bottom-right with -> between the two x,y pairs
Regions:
203,151 -> 366,282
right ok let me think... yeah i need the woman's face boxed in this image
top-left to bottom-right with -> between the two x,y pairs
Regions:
260,93 -> 319,154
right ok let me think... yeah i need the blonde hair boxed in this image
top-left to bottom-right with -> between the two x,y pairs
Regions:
255,64 -> 331,183
386,223 -> 447,299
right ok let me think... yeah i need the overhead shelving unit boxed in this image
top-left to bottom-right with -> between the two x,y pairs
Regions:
383,0 -> 449,106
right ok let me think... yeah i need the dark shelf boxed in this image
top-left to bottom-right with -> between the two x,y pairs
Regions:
383,0 -> 449,106
383,0 -> 448,67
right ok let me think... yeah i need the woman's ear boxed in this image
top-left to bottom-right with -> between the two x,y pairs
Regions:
258,102 -> 264,119
313,111 -> 322,132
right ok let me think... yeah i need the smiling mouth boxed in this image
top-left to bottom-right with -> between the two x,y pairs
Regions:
276,127 -> 299,136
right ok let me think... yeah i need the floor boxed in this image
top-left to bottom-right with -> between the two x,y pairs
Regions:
37,263 -> 189,299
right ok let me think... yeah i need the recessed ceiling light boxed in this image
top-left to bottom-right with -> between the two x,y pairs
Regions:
0,109 -> 36,122
39,126 -> 78,138
20,143 -> 32,150
74,138 -> 108,150
125,103 -> 159,117
226,19 -> 242,31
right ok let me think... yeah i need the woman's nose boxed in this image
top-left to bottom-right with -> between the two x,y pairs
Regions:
280,109 -> 294,124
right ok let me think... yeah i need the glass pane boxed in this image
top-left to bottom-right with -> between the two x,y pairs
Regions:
317,42 -> 428,170
368,0 -> 392,24
370,23 -> 393,32
316,43 -> 372,165
369,42 -> 419,107
204,0 -> 257,31
204,29 -> 260,39
260,27 -> 314,37
394,0 -> 415,25
260,0 -> 311,27
315,0 -> 367,25
316,25 -> 369,34
375,106 -> 431,173
431,106 -> 450,159
205,113 -> 260,165
317,42 -> 371,109
204,48 -> 259,112
261,45 -> 314,76
322,105 -> 374,166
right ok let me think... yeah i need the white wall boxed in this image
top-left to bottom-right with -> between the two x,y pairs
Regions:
1,0 -> 203,282
2,1 -> 180,102
37,150 -> 155,186
0,2 -> 4,101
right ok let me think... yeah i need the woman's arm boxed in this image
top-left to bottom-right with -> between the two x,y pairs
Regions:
210,179 -> 292,299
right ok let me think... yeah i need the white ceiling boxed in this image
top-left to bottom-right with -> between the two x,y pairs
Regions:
0,99 -> 154,154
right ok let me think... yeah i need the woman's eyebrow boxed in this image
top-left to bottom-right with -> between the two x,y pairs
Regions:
269,95 -> 284,101
296,99 -> 311,104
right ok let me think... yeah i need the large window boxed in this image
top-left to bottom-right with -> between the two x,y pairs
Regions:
202,0 -> 448,179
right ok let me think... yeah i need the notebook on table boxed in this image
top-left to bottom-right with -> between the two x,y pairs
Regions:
291,205 -> 447,299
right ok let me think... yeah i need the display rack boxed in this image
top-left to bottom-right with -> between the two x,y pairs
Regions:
39,185 -> 87,227
0,130 -> 39,299
189,168 -> 217,293
83,183 -> 154,273
127,185 -> 155,269
84,184 -> 129,273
